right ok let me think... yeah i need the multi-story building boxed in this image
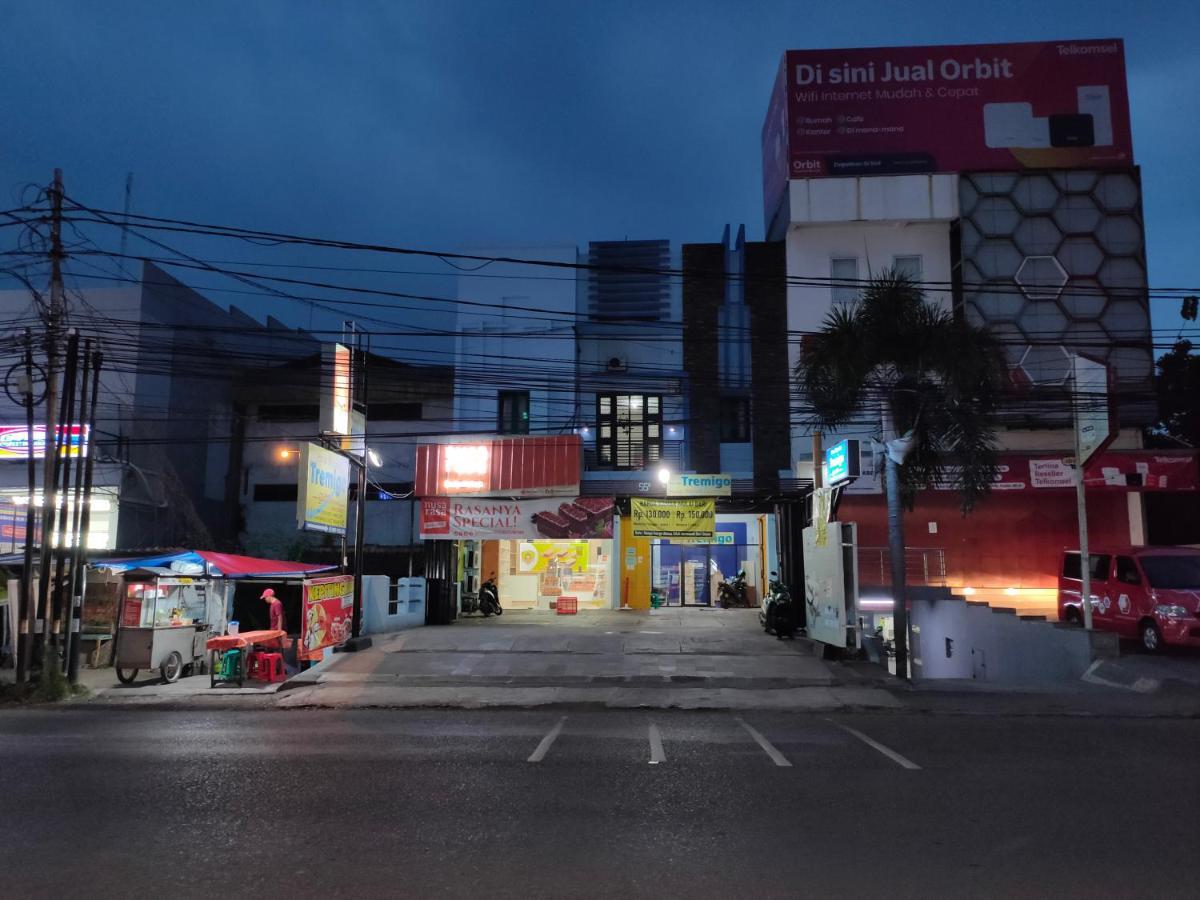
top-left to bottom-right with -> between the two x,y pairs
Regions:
0,262 -> 453,567
237,350 -> 453,566
764,38 -> 1195,619
420,234 -> 793,614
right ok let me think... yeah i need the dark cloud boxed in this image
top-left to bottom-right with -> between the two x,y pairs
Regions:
2,0 -> 1197,340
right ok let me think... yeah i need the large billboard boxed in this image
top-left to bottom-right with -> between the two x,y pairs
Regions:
297,442 -> 350,534
763,39 -> 1132,213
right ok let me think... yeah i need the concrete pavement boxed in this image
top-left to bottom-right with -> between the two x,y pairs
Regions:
276,608 -> 900,711
56,607 -> 1200,716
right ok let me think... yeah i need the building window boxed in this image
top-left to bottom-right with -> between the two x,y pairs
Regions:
257,404 -> 319,422
370,402 -> 422,421
498,391 -> 530,435
252,483 -> 299,502
720,397 -> 751,442
597,394 -> 662,469
893,255 -> 923,283
831,257 -> 859,305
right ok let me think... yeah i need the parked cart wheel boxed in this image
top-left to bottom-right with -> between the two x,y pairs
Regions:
161,651 -> 184,684
115,666 -> 139,685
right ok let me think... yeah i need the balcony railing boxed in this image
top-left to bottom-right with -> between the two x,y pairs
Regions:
583,440 -> 685,472
857,547 -> 947,587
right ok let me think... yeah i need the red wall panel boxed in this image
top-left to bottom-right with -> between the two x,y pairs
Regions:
840,490 -> 1132,589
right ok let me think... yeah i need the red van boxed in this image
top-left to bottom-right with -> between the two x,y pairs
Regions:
1058,547 -> 1200,651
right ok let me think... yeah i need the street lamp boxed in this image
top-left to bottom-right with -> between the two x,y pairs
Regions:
367,448 -> 382,468
656,466 -> 671,485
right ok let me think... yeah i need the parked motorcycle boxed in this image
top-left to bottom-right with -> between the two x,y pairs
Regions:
478,574 -> 503,617
718,569 -> 749,609
760,572 -> 796,638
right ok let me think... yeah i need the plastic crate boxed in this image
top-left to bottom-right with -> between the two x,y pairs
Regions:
556,596 -> 578,615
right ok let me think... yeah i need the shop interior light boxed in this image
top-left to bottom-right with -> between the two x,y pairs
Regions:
367,448 -> 382,467
1004,587 -> 1018,596
962,586 -> 976,596
656,466 -> 671,484
859,596 -> 895,609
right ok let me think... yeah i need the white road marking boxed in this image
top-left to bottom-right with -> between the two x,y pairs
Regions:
648,723 -> 666,765
736,718 -> 792,767
527,717 -> 566,763
829,720 -> 921,770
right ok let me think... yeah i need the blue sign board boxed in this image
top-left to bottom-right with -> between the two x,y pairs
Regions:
825,439 -> 860,486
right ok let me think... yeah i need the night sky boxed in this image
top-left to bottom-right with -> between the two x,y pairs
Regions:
2,0 -> 1197,349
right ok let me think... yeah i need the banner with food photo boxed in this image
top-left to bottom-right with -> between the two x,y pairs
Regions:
518,541 -> 590,574
299,575 -> 354,661
419,496 -> 614,540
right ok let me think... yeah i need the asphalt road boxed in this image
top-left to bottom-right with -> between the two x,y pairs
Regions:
1,708 -> 1195,899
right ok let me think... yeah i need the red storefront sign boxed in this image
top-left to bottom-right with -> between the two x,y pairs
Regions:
414,436 -> 581,498
299,575 -> 354,662
763,38 -> 1132,212
420,496 -> 614,540
945,452 -> 1198,493
847,451 -> 1199,495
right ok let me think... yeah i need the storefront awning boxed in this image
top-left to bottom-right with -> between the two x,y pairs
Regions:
90,550 -> 336,579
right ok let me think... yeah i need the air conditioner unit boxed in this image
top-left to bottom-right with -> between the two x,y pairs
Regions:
605,356 -> 627,373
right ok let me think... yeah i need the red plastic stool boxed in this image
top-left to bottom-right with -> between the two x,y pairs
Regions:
254,652 -> 286,683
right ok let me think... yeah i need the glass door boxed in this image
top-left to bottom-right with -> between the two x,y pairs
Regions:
680,545 -> 711,606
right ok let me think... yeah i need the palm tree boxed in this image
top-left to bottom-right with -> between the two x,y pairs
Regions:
796,271 -> 1007,677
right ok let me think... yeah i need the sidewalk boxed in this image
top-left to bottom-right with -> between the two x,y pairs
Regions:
20,608 -> 1200,716
276,608 -> 900,712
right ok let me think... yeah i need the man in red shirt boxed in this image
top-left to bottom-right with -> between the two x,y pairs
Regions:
261,588 -> 286,633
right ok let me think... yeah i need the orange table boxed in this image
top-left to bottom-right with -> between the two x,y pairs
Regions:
206,630 -> 287,687
205,629 -> 286,652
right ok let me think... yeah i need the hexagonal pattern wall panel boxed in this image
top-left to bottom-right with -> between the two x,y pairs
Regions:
957,169 -> 1152,425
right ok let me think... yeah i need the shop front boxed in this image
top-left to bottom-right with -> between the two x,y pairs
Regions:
419,495 -> 616,611
629,496 -> 773,607
650,515 -> 772,607
415,436 -> 623,614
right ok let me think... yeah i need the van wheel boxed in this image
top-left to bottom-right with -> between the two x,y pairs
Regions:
1139,620 -> 1162,653
1064,607 -> 1082,627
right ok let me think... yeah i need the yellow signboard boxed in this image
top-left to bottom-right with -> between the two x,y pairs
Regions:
297,442 -> 350,534
631,498 -> 715,538
517,541 -> 589,574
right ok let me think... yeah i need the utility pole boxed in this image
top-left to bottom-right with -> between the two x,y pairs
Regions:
34,170 -> 66,671
16,330 -> 38,683
49,333 -> 79,655
62,341 -> 90,674
67,348 -> 101,683
345,336 -> 371,650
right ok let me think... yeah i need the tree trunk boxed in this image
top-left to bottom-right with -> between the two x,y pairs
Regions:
884,452 -> 909,679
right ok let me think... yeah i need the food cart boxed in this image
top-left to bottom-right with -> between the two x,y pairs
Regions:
92,549 -> 339,686
113,570 -> 224,684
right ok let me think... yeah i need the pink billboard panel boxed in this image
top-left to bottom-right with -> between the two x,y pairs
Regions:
763,39 -> 1133,216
